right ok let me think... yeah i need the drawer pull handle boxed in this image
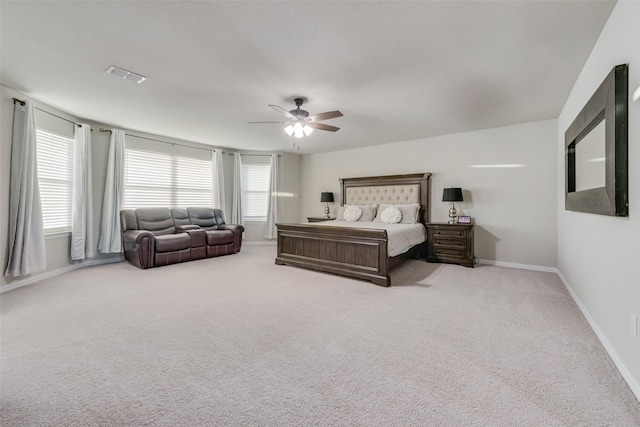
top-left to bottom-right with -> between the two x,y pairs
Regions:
457,242 -> 461,245
457,232 -> 462,235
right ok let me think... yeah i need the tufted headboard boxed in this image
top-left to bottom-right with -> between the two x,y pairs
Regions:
339,173 -> 432,224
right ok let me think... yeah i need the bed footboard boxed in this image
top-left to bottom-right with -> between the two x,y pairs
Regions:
275,223 -> 391,287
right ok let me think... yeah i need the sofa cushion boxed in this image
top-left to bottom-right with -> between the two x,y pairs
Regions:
205,230 -> 235,245
155,233 -> 192,253
136,208 -> 176,235
120,209 -> 139,232
171,208 -> 191,227
212,209 -> 226,227
188,207 -> 218,230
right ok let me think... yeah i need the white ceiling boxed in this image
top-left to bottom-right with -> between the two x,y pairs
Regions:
1,1 -> 615,155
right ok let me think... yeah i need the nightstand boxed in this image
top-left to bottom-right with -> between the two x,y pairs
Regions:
426,223 -> 475,267
307,216 -> 335,223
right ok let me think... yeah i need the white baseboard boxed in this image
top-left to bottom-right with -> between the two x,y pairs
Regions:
477,258 -> 558,273
556,270 -> 640,403
1,256 -> 123,294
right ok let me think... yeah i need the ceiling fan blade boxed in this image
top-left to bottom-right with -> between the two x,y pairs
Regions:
269,104 -> 297,120
307,110 -> 343,122
248,121 -> 293,124
309,122 -> 340,132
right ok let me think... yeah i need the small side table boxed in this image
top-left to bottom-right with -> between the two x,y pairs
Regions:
426,223 -> 475,267
307,216 -> 336,223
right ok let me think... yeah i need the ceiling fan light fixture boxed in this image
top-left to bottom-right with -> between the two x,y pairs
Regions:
284,122 -> 312,138
303,124 -> 313,136
293,122 -> 305,138
284,125 -> 294,136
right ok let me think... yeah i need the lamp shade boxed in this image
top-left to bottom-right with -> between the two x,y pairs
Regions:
321,192 -> 334,203
442,187 -> 463,202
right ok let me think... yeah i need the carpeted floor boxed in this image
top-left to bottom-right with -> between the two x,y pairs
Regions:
1,245 -> 639,426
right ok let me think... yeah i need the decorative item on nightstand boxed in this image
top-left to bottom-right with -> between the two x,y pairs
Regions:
442,187 -> 463,224
321,192 -> 334,219
457,215 -> 471,224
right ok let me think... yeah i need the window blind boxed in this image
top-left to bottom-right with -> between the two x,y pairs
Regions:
36,129 -> 74,233
241,163 -> 271,221
123,148 -> 213,209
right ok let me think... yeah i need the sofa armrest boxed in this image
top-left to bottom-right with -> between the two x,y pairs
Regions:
218,224 -> 245,252
184,228 -> 206,248
123,229 -> 154,244
122,230 -> 155,269
176,224 -> 202,232
218,224 -> 243,233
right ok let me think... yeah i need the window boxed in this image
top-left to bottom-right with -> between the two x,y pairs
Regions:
241,163 -> 271,221
123,148 -> 213,209
36,129 -> 74,233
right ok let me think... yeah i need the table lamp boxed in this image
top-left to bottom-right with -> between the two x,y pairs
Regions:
321,192 -> 334,218
442,187 -> 463,223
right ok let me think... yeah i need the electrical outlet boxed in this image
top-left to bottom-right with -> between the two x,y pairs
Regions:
631,314 -> 638,339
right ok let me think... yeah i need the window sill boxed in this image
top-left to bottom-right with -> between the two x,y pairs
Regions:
45,231 -> 71,240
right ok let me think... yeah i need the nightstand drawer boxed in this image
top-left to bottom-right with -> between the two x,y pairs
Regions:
432,228 -> 467,238
432,247 -> 467,258
433,237 -> 465,248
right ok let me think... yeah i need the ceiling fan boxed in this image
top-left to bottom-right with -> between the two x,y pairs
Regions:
249,97 -> 343,138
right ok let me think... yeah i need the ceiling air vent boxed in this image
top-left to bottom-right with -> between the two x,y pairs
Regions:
106,65 -> 146,83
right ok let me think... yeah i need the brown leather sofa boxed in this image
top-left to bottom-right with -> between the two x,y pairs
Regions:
120,207 -> 244,269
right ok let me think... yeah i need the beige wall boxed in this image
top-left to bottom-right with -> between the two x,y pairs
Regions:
557,1 -> 640,395
1,87 -> 297,289
301,119 -> 558,269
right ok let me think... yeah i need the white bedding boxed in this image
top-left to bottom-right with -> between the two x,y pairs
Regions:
312,221 -> 426,257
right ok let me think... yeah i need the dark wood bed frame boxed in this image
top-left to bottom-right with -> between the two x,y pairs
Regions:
275,173 -> 432,286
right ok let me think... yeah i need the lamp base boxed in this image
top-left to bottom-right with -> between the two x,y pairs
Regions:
448,204 -> 458,224
324,204 -> 331,219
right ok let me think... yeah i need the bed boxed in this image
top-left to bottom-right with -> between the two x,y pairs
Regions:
275,173 -> 432,286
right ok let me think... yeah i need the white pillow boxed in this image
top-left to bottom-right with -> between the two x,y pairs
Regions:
343,205 -> 363,221
374,203 -> 420,224
380,206 -> 402,224
336,204 -> 377,221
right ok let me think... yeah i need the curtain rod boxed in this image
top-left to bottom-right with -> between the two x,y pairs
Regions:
99,128 -> 217,153
13,97 -> 83,128
238,153 -> 281,157
98,128 -> 280,156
